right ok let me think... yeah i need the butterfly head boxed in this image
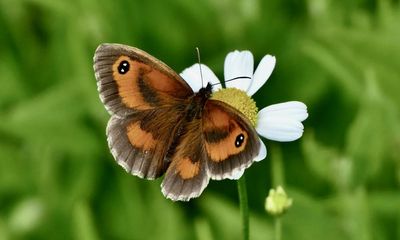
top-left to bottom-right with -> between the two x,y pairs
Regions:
198,82 -> 213,99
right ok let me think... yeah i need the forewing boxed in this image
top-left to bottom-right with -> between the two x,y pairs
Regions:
203,100 -> 260,180
94,43 -> 193,117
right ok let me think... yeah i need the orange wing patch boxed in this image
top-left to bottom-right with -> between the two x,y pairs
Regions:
203,106 -> 230,128
126,121 -> 157,151
205,121 -> 248,162
112,57 -> 153,110
202,100 -> 260,180
94,44 -> 194,117
176,158 -> 200,179
203,102 -> 250,162
112,56 -> 191,110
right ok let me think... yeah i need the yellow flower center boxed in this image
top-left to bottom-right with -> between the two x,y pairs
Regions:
211,88 -> 258,126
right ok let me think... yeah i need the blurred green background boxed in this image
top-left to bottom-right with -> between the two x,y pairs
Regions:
1,0 -> 400,239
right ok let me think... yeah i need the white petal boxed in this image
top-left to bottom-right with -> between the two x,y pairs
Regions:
254,138 -> 267,162
180,64 -> 221,92
258,101 -> 308,122
256,102 -> 308,142
256,117 -> 304,142
247,55 -> 276,96
180,64 -> 202,92
224,50 -> 254,91
227,168 -> 245,180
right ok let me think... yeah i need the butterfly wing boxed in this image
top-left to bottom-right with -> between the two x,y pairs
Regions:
107,107 -> 187,179
94,43 -> 193,117
161,119 -> 209,201
161,100 -> 260,201
94,43 -> 193,179
203,100 -> 260,180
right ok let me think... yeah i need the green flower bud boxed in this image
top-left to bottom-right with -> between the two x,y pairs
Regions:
265,186 -> 293,216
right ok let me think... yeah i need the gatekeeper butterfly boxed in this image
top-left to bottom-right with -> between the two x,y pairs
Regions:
93,44 -> 260,201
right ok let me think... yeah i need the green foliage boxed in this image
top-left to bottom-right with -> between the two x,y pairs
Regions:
1,0 -> 400,239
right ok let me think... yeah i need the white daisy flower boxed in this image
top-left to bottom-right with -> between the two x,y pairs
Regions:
180,50 -> 308,179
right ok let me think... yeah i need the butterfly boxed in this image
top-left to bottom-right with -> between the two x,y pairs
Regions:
93,43 -> 260,201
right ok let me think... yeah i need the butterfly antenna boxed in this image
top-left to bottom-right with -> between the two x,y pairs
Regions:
196,47 -> 204,87
195,48 -> 252,87
211,76 -> 252,86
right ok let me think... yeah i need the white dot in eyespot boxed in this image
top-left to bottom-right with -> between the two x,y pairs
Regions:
235,134 -> 245,147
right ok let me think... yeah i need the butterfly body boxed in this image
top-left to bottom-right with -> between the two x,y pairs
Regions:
94,44 -> 260,201
184,83 -> 212,120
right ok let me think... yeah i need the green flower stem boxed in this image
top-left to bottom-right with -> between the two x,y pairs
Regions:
275,217 -> 282,240
271,145 -> 284,240
271,145 -> 284,186
238,176 -> 249,240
